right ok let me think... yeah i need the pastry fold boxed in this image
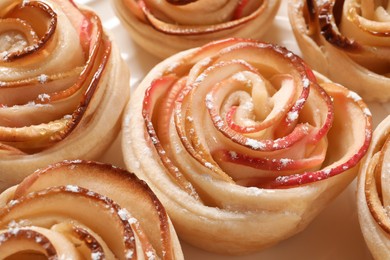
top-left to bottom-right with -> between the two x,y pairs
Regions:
0,0 -> 130,190
0,160 -> 183,260
122,38 -> 372,254
358,116 -> 390,260
112,0 -> 281,58
288,0 -> 390,102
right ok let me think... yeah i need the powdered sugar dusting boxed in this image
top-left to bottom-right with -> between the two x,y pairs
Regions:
363,108 -> 372,117
37,93 -> 50,102
347,91 -> 362,102
205,94 -> 214,109
229,151 -> 238,159
118,208 -> 130,221
287,111 -> 299,121
37,74 -> 48,84
65,185 -> 79,193
245,139 -> 266,149
91,251 -> 103,260
280,158 -> 293,167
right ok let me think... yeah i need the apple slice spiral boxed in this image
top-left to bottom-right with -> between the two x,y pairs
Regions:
0,160 -> 184,260
357,116 -> 390,259
122,38 -> 372,254
112,0 -> 281,58
0,0 -> 130,190
288,0 -> 390,102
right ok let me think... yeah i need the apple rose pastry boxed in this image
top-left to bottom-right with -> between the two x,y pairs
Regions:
357,116 -> 390,259
288,0 -> 390,102
112,0 -> 281,58
122,38 -> 372,254
0,0 -> 130,190
0,160 -> 183,259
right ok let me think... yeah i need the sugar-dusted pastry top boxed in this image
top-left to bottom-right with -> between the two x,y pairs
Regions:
0,160 -> 184,260
357,116 -> 390,260
0,0 -> 130,190
122,38 -> 372,254
112,0 -> 281,58
288,0 -> 390,102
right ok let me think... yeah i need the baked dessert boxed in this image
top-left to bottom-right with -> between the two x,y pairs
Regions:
112,0 -> 281,58
0,160 -> 183,259
0,0 -> 130,190
288,0 -> 390,102
122,38 -> 372,254
357,115 -> 390,259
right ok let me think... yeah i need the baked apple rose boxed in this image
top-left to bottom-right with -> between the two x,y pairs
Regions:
0,0 -> 130,190
288,0 -> 390,102
122,38 -> 372,254
112,0 -> 281,58
357,116 -> 390,259
0,160 -> 183,259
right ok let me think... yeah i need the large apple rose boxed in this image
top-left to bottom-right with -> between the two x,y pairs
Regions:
357,116 -> 390,259
0,0 -> 130,190
112,0 -> 281,58
122,38 -> 372,254
0,160 -> 183,259
288,0 -> 390,102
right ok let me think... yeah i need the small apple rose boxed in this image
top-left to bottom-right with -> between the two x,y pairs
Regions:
289,0 -> 390,102
0,0 -> 130,190
358,115 -> 390,259
0,160 -> 184,260
112,0 -> 281,58
122,38 -> 372,254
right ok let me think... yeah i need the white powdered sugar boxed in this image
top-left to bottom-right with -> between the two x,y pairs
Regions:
347,91 -> 362,102
245,139 -> 266,149
37,74 -> 48,84
287,111 -> 299,121
280,158 -> 293,167
91,252 -> 103,260
118,208 -> 130,221
65,185 -> 79,193
37,93 -> 50,102
229,151 -> 238,159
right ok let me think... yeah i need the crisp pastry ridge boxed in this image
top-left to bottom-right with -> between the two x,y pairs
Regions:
288,0 -> 390,102
0,0 -> 130,190
0,160 -> 184,259
357,115 -> 390,260
122,38 -> 372,254
111,0 -> 281,58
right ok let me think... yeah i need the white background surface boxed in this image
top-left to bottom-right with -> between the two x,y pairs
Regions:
74,0 -> 390,259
